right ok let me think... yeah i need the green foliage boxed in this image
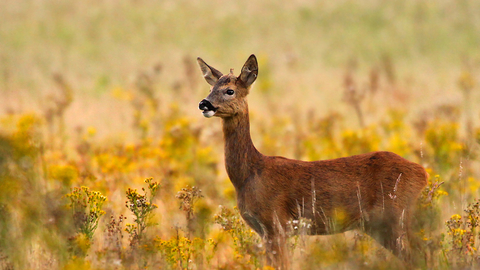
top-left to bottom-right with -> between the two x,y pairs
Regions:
125,178 -> 159,246
214,206 -> 263,268
413,174 -> 449,266
176,185 -> 203,235
64,186 -> 107,241
424,120 -> 465,172
444,199 -> 480,268
0,114 -> 72,268
340,126 -> 381,156
155,229 -> 216,269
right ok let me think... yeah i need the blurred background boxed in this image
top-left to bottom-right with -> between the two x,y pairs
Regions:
1,0 -> 480,269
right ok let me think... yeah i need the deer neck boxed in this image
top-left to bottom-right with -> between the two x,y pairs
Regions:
222,106 -> 262,190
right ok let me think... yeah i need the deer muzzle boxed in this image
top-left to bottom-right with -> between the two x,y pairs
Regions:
199,99 -> 217,118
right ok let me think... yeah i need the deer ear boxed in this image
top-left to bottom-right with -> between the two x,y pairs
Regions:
239,54 -> 258,88
197,57 -> 223,86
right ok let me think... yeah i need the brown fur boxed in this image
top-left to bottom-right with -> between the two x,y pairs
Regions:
197,55 -> 428,269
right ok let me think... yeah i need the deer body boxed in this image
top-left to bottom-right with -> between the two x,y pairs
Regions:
198,55 -> 428,268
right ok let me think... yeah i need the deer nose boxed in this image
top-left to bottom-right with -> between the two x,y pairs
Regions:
199,99 -> 216,111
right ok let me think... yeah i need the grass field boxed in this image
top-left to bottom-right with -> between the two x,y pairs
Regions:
1,0 -> 480,269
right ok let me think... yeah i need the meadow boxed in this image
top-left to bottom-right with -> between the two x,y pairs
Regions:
1,0 -> 480,269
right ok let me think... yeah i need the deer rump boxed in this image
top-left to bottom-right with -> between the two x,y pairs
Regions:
236,151 -> 427,238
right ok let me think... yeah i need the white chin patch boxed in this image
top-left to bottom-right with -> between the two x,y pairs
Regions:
202,110 -> 216,118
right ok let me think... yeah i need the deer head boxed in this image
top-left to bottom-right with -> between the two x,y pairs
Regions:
198,54 -> 258,118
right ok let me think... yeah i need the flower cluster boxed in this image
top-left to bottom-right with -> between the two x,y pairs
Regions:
214,206 -> 263,268
445,199 -> 480,267
125,177 -> 159,246
64,186 -> 107,240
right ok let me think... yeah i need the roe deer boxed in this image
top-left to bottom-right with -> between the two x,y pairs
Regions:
197,55 -> 428,269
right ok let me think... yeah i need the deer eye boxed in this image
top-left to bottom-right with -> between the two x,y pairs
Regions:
226,89 -> 235,95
